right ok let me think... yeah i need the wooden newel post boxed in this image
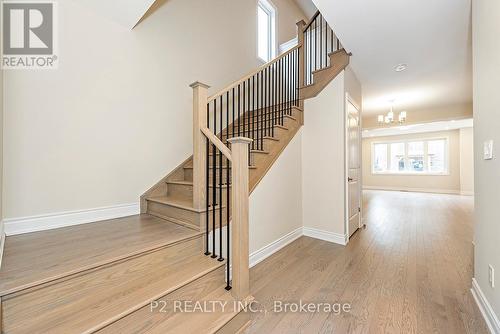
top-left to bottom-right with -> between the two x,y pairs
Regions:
296,20 -> 306,125
190,81 -> 210,211
227,136 -> 252,299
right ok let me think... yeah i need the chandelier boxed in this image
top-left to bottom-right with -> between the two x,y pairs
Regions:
377,103 -> 407,125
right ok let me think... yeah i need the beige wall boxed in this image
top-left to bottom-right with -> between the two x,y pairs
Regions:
459,128 -> 474,195
362,130 -> 462,194
249,129 -> 302,255
473,0 -> 500,320
362,103 -> 473,129
3,0 -> 307,220
302,72 -> 346,236
273,0 -> 307,45
0,3 -> 4,264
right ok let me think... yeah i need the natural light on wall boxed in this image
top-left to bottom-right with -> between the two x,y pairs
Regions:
257,0 -> 276,62
372,138 -> 448,174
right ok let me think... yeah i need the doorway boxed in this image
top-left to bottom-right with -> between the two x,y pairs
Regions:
346,95 -> 361,238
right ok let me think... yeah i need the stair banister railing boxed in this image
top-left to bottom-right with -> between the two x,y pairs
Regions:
190,24 -> 308,297
190,80 -> 252,299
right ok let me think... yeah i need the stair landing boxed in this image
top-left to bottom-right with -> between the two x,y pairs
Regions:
0,214 -> 201,296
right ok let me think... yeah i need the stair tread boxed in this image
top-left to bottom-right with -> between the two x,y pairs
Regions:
98,267 -> 241,334
0,214 -> 200,296
3,236 -> 226,334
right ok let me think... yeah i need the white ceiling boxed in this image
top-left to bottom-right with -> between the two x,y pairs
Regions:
312,0 -> 472,117
362,118 -> 473,138
71,0 -> 157,29
293,0 -> 318,19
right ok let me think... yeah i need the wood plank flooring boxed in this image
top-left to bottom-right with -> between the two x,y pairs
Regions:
0,214 -> 200,295
243,190 -> 488,334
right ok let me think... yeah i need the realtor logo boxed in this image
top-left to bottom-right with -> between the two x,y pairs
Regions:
2,1 -> 58,69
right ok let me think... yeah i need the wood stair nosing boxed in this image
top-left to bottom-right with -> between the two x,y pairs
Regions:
96,266 -> 242,334
0,219 -> 202,299
2,236 -> 227,334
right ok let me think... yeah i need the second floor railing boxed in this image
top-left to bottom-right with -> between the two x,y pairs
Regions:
303,10 -> 343,86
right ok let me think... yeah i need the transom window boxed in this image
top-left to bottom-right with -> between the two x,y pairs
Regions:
372,138 -> 448,174
257,0 -> 276,62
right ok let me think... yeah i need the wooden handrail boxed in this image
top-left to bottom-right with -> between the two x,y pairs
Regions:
208,43 -> 302,103
201,127 -> 232,161
303,10 -> 320,31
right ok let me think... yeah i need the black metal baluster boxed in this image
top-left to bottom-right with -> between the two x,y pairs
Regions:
320,16 -> 323,69
264,67 -> 268,139
225,153 -> 231,290
205,103 -> 210,256
212,99 -> 217,259
257,72 -> 261,148
218,96 -> 223,261
260,71 -> 265,150
232,88 -> 235,137
252,75 -> 256,150
242,81 -> 246,139
238,85 -> 241,136
247,77 -> 251,162
271,63 -> 275,133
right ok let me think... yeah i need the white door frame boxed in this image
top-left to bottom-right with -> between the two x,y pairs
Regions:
344,93 -> 362,241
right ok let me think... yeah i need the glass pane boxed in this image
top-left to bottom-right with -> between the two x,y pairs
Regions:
373,144 -> 387,172
390,143 -> 405,172
408,141 -> 424,172
428,140 -> 446,172
258,6 -> 269,61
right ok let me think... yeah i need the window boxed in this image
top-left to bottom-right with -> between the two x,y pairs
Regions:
372,138 -> 448,175
257,0 -> 276,62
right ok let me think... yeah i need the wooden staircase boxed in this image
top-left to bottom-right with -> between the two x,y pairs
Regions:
0,10 -> 349,334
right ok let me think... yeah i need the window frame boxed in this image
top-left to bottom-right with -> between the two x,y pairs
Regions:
371,137 -> 450,176
256,0 -> 277,63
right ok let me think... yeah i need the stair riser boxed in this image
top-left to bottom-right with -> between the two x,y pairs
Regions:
147,200 -> 228,232
147,201 -> 200,230
167,183 -> 193,202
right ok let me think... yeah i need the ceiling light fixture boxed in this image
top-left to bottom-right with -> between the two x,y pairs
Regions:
377,101 -> 407,125
394,64 -> 407,72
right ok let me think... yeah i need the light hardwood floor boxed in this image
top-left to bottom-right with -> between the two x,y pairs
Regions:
0,214 -> 200,295
244,190 -> 488,334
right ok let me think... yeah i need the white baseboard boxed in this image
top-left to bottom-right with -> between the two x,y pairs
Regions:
363,185 -> 461,195
4,203 -> 140,236
249,227 -> 303,268
471,278 -> 500,334
460,190 -> 475,196
303,227 -> 348,246
0,221 -> 5,269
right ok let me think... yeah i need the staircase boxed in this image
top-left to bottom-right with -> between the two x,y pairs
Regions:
0,10 -> 349,334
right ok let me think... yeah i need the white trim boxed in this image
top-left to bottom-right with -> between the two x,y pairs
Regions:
303,227 -> 348,246
363,118 -> 473,138
363,185 -> 461,195
249,227 -> 302,267
279,37 -> 298,54
256,0 -> 277,63
0,221 -> 5,269
371,136 -> 450,175
471,278 -> 500,334
4,203 -> 140,236
460,190 -> 475,196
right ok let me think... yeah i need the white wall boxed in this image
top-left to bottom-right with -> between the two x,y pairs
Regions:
0,2 -> 5,265
472,0 -> 500,325
4,0 -> 307,221
459,127 -> 474,195
249,129 -> 303,256
302,72 -> 346,236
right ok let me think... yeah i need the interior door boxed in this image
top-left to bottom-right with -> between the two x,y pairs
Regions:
347,99 -> 361,238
